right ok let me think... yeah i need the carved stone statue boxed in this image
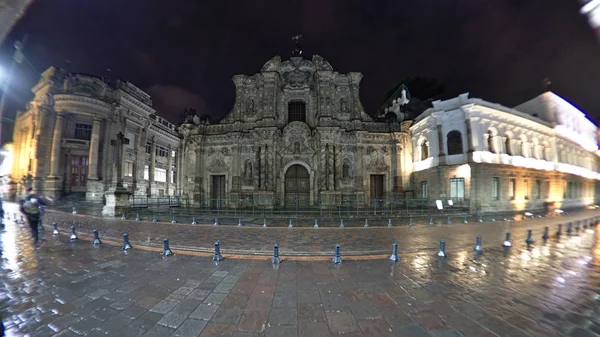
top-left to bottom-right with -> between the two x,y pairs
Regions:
244,160 -> 253,179
340,98 -> 348,113
248,99 -> 257,116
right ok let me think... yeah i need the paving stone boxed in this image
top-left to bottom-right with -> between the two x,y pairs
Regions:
187,289 -> 210,301
237,310 -> 269,332
199,323 -> 236,337
358,319 -> 394,337
67,316 -> 103,335
131,311 -> 164,331
173,287 -> 194,296
172,298 -> 201,316
265,324 -> 297,337
47,314 -> 81,333
204,292 -> 227,305
157,311 -> 188,329
141,324 -> 176,337
189,304 -> 219,321
299,321 -> 331,337
348,300 -> 382,320
393,324 -> 434,337
109,297 -> 135,310
326,311 -> 358,334
120,305 -> 148,320
298,289 -> 321,303
269,308 -> 298,326
214,282 -> 236,293
273,292 -> 298,308
298,303 -> 326,323
173,318 -> 208,337
212,307 -> 243,325
149,300 -> 179,314
431,329 -> 465,337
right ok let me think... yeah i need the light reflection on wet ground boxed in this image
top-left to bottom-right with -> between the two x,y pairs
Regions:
0,202 -> 599,336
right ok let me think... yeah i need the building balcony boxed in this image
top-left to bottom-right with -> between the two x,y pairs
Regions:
61,138 -> 90,149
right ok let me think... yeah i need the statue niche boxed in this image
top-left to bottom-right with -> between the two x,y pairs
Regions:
243,160 -> 253,184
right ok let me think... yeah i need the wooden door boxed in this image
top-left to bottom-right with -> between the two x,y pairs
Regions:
285,165 -> 310,208
211,175 -> 226,209
70,155 -> 89,192
370,175 -> 385,208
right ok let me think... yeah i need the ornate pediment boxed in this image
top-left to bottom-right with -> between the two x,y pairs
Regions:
365,146 -> 389,171
282,69 -> 312,89
280,122 -> 316,158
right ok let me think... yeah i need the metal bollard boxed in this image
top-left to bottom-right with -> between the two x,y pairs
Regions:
70,226 -> 77,240
463,216 -> 468,224
271,244 -> 281,264
566,223 -> 573,235
389,242 -> 399,262
214,217 -> 219,226
575,221 -> 580,233
121,212 -> 126,220
52,222 -> 59,235
447,216 -> 451,225
238,218 -> 243,227
583,221 -> 588,229
409,216 -> 414,226
502,232 -> 512,247
388,218 -> 392,227
92,230 -> 102,245
542,227 -> 549,241
122,233 -> 132,250
340,219 -> 344,228
312,219 -> 318,228
152,215 -> 157,223
135,214 -> 140,221
289,219 -> 293,228
429,217 -> 434,225
478,215 -> 483,222
72,207 -> 77,215
491,215 -> 496,222
162,238 -> 173,257
332,244 -> 342,264
364,219 -> 369,227
525,230 -> 534,246
20,215 -> 24,224
556,224 -> 563,237
192,216 -> 197,225
474,236 -> 483,253
171,215 -> 177,224
213,242 -> 223,261
437,240 -> 448,257
263,218 -> 267,228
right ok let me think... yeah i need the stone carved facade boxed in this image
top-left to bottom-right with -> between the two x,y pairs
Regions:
179,54 -> 411,208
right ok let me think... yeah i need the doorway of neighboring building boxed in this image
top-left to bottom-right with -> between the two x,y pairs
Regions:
69,155 -> 89,192
370,174 -> 385,208
211,175 -> 226,209
284,164 -> 310,208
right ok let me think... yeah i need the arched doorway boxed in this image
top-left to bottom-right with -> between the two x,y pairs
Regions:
284,164 -> 310,208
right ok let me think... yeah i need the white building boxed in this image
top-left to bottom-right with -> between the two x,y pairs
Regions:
410,92 -> 600,213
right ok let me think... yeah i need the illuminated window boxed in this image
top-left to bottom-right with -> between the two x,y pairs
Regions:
492,177 -> 500,200
446,131 -> 463,155
524,180 -> 529,200
155,145 -> 168,157
155,168 -> 167,182
509,179 -> 516,200
74,123 -> 92,141
449,178 -> 465,199
144,165 -> 149,180
288,101 -> 306,123
124,162 -> 134,177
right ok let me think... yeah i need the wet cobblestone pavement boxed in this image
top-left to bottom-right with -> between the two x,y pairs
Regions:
11,203 -> 600,256
1,204 -> 600,336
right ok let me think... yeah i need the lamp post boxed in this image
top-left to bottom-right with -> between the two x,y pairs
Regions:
0,35 -> 27,144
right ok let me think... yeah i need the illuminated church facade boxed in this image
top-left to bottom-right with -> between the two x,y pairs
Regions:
5,44 -> 600,214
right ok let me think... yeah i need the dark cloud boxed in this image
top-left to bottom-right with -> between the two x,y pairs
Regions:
146,84 -> 210,120
1,0 -> 600,127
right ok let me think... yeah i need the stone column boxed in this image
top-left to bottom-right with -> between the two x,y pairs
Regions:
47,112 -> 64,178
166,145 -> 172,195
149,137 -> 156,184
87,118 -> 101,180
334,144 -> 341,190
260,144 -> 266,190
327,144 -> 334,190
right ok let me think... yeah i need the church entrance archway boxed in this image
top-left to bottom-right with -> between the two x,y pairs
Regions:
284,164 -> 310,208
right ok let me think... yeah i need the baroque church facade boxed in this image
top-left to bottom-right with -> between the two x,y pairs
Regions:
178,50 -> 413,209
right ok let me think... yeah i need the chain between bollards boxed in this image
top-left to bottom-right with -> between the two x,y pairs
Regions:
122,233 -> 132,250
271,244 -> 281,264
389,242 -> 399,262
92,230 -> 102,245
332,244 -> 342,264
162,238 -> 174,257
70,226 -> 77,240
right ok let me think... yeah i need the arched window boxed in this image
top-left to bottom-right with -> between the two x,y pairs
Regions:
420,141 -> 429,160
288,101 -> 306,123
342,159 -> 351,179
487,130 -> 495,153
446,131 -> 463,155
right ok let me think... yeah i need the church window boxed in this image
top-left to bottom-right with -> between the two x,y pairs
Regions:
446,131 -> 463,155
420,141 -> 429,160
288,101 -> 306,123
342,160 -> 351,179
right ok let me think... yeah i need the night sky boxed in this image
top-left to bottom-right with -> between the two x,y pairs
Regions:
2,0 -> 600,140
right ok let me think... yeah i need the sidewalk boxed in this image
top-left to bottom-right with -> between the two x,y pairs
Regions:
4,202 -> 598,257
